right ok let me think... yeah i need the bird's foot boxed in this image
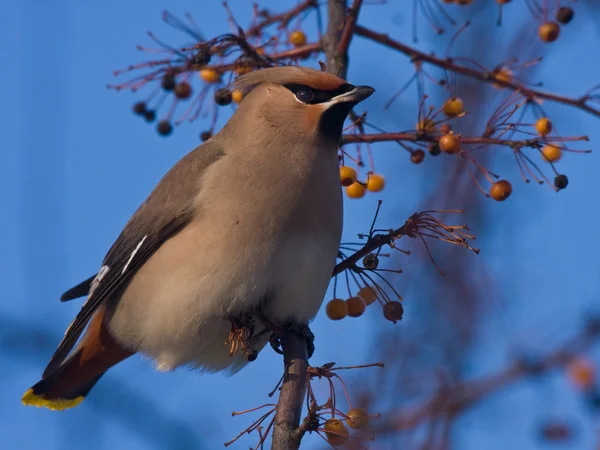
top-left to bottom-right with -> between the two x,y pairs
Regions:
284,321 -> 315,359
254,312 -> 315,359
226,315 -> 258,362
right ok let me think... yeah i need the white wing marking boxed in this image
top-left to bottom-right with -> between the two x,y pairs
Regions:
122,235 -> 148,275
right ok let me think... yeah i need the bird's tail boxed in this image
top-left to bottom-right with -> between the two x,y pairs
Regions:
21,350 -> 105,411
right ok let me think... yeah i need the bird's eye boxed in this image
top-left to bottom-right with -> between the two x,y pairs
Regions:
296,88 -> 315,103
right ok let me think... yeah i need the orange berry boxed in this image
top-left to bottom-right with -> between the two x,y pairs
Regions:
231,89 -> 244,104
539,22 -> 560,43
326,299 -> 348,320
541,144 -> 562,163
535,117 -> 552,136
199,68 -> 221,84
567,357 -> 595,390
416,118 -> 436,133
345,182 -> 366,199
346,408 -> 369,430
323,419 -> 349,447
340,166 -> 357,187
490,180 -> 512,201
411,149 -> 425,164
439,133 -> 461,153
366,174 -> 385,192
357,286 -> 378,306
290,30 -> 307,46
442,97 -> 465,117
493,67 -> 512,88
346,297 -> 366,318
383,301 -> 404,323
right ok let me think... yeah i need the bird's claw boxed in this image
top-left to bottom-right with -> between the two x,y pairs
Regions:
284,322 -> 315,359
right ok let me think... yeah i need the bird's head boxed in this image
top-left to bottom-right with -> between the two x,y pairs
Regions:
226,66 -> 374,144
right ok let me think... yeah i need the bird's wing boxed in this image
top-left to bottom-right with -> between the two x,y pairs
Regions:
60,275 -> 97,302
43,142 -> 225,377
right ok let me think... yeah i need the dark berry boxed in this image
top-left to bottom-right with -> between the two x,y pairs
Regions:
193,48 -> 211,67
214,88 -> 232,106
554,174 -> 569,190
362,253 -> 379,270
200,130 -> 212,141
161,74 -> 176,91
428,143 -> 441,156
556,6 -> 574,24
174,82 -> 192,100
132,101 -> 147,115
144,109 -> 156,123
157,120 -> 173,136
411,149 -> 425,164
383,301 -> 404,323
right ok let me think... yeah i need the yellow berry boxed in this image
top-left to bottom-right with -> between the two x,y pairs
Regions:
346,297 -> 366,318
339,166 -> 357,187
326,299 -> 348,320
323,419 -> 350,447
490,180 -> 512,201
416,118 -> 436,133
541,144 -> 562,163
199,69 -> 221,84
358,286 -> 378,306
231,89 -> 244,104
439,133 -> 461,153
539,21 -> 560,43
493,67 -> 512,88
535,117 -> 552,136
346,408 -> 369,430
290,30 -> 307,47
366,174 -> 385,192
345,182 -> 366,199
443,97 -> 465,118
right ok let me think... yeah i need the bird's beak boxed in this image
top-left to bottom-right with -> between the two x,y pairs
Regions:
331,85 -> 375,104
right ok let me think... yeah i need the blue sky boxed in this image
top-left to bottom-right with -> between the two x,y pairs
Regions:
2,1 -> 600,449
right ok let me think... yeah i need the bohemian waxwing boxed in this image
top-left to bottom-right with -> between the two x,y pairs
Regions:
23,66 -> 374,410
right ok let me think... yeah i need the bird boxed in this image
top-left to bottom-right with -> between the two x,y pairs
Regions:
22,65 -> 375,410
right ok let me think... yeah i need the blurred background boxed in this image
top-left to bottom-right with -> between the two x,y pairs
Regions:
2,0 -> 600,448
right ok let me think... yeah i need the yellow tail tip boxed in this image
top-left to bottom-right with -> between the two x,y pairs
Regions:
22,388 -> 84,411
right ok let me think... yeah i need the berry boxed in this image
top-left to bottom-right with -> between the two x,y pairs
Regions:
199,68 -> 221,84
439,133 -> 461,153
161,74 -> 176,91
493,67 -> 513,88
214,88 -> 232,106
132,101 -> 147,115
358,286 -> 378,306
323,419 -> 349,447
541,144 -> 562,163
231,89 -> 244,104
340,166 -> 357,187
192,48 -> 211,67
443,97 -> 465,118
554,174 -> 569,190
144,109 -> 156,123
346,408 -> 369,430
346,297 -> 366,318
539,22 -> 560,43
326,299 -> 348,320
411,150 -> 425,164
290,30 -> 307,46
157,120 -> 173,136
567,357 -> 595,390
439,123 -> 452,134
200,130 -> 212,141
490,180 -> 512,201
556,6 -> 574,24
540,422 -> 571,442
383,301 -> 404,323
366,174 -> 385,192
428,143 -> 441,156
496,0 -> 511,3
416,119 -> 436,133
174,82 -> 192,100
456,0 -> 472,4
535,117 -> 552,136
345,182 -> 366,199
363,253 -> 379,269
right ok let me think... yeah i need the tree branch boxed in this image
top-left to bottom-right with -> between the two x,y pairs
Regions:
354,25 -> 600,119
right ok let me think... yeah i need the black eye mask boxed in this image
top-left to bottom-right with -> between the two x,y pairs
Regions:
283,83 -> 355,105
